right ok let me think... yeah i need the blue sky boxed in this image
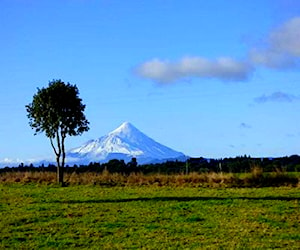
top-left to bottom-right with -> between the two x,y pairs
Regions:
0,0 -> 300,162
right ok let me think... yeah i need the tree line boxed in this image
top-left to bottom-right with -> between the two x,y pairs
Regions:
1,155 -> 300,174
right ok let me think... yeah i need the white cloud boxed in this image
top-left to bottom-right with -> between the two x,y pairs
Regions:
250,17 -> 300,69
135,56 -> 253,83
134,17 -> 300,84
270,17 -> 300,56
254,91 -> 300,103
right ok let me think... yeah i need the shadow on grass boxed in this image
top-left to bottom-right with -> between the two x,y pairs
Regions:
48,196 -> 300,204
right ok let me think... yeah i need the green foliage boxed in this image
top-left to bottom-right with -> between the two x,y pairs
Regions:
0,185 -> 299,249
26,79 -> 89,138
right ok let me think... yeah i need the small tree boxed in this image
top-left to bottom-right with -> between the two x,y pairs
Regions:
26,79 -> 89,185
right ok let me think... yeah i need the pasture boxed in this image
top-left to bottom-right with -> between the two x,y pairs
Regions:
1,184 -> 299,249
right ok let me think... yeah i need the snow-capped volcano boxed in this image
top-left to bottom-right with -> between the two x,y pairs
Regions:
67,122 -> 185,164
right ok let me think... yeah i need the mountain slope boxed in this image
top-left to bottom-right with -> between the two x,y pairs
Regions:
67,122 -> 185,164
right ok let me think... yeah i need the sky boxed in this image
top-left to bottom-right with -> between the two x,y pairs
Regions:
0,0 -> 300,163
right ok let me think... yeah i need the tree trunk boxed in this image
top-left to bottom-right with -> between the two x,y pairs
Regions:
57,164 -> 64,186
56,156 -> 64,186
61,135 -> 66,169
55,131 -> 64,187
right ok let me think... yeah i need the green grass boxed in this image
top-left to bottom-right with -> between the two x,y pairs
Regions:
1,184 -> 299,249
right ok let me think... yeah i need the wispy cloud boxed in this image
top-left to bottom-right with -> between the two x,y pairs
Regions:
135,57 -> 253,83
286,133 -> 296,138
249,17 -> 300,69
239,122 -> 252,129
254,91 -> 300,103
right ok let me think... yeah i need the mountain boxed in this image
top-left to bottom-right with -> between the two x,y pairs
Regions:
67,122 -> 186,164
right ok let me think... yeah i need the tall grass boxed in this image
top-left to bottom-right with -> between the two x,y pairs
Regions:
0,168 -> 298,187
242,165 -> 299,187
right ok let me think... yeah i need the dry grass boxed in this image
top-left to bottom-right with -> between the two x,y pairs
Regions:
0,168 -> 298,187
0,171 -> 56,184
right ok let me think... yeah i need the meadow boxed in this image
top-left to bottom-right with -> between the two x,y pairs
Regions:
1,177 -> 299,249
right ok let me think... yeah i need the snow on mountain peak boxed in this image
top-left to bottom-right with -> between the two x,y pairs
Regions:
110,121 -> 138,136
67,122 -> 185,164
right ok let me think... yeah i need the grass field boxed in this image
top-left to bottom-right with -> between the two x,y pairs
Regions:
1,184 -> 299,249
